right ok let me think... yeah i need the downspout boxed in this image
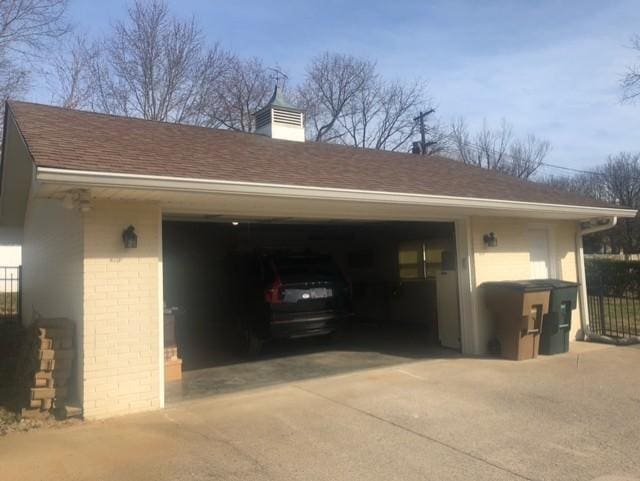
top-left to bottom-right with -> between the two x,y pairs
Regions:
575,216 -> 635,344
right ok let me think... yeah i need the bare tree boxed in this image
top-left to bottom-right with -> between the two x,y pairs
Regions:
420,119 -> 452,155
507,134 -> 551,178
206,56 -> 273,132
600,152 -> 640,254
450,118 -> 511,170
298,52 -> 376,142
298,52 -> 439,152
335,74 -> 378,147
601,152 -> 640,208
541,172 -> 605,200
450,119 -> 549,179
0,54 -> 28,102
338,78 -> 433,152
0,0 -> 69,54
0,0 -> 70,102
621,34 -> 640,101
543,172 -> 614,254
50,2 -> 276,132
49,34 -> 94,108
72,0 -> 231,123
543,152 -> 640,254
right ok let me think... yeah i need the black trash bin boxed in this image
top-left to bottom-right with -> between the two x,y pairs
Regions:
530,280 -> 579,355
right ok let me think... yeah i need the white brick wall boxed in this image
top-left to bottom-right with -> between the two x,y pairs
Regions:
22,198 -> 84,395
23,198 -> 163,419
470,217 -> 581,352
82,200 -> 162,419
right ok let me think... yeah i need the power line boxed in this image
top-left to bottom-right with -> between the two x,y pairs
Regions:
454,138 -> 592,176
453,138 -> 640,181
538,162 -> 601,176
414,121 -> 640,182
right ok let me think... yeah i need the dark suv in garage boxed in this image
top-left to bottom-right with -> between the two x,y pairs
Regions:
234,252 -> 353,354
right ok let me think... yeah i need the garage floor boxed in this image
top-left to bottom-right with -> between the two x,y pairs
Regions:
3,342 -> 639,481
166,323 -> 458,402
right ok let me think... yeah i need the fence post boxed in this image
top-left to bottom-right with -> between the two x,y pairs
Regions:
598,277 -> 606,335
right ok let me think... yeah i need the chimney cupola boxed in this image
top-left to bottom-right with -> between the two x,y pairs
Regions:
254,86 -> 305,142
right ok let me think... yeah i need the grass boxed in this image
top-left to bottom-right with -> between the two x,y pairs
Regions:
0,292 -> 19,317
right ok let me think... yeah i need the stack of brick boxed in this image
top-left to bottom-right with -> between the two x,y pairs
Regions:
164,308 -> 182,382
18,318 -> 75,419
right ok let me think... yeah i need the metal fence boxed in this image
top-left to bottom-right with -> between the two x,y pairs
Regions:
0,266 -> 21,322
587,280 -> 640,338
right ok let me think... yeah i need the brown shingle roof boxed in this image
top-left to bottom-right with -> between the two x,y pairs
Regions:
6,100 -> 621,210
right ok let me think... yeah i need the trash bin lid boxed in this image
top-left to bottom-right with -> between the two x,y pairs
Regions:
480,280 -> 551,292
527,279 -> 579,289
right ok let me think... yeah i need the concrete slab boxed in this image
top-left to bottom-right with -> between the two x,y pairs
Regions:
166,323 -> 458,402
1,342 -> 639,481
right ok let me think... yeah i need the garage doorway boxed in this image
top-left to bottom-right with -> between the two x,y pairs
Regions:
162,218 -> 463,401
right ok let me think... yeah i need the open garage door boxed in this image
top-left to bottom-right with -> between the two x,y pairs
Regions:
162,218 -> 464,401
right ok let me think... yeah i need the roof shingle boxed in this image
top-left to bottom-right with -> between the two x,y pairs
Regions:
6,100 -> 621,210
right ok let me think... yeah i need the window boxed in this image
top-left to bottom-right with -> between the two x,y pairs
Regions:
398,241 -> 427,280
425,247 -> 445,276
398,241 -> 451,279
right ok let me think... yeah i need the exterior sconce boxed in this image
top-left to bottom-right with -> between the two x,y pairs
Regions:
483,232 -> 497,248
122,225 -> 138,249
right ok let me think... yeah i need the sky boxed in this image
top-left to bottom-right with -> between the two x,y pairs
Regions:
47,0 -> 640,171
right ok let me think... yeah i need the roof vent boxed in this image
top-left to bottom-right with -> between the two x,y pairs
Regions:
254,86 -> 305,142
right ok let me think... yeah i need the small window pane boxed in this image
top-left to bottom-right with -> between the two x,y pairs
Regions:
399,249 -> 420,265
399,265 -> 421,279
398,241 -> 426,280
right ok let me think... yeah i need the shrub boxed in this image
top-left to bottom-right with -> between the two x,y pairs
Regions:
585,259 -> 640,297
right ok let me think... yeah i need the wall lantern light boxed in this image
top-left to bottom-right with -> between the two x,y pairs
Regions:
483,232 -> 498,248
122,225 -> 138,249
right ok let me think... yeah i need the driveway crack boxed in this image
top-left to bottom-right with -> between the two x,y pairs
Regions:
162,412 -> 272,478
292,384 -> 540,481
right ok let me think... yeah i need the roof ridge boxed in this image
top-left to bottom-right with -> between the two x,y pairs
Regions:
6,99 -> 264,139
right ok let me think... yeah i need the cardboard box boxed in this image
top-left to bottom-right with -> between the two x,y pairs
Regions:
164,358 -> 182,382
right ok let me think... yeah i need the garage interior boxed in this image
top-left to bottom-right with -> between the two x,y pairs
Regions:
162,217 -> 462,401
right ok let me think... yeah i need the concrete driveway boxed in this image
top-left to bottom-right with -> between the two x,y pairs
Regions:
1,342 -> 639,481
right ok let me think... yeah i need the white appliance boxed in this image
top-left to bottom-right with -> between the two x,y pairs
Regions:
436,270 -> 461,350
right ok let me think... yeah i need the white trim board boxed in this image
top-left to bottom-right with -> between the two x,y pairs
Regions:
35,167 -> 637,219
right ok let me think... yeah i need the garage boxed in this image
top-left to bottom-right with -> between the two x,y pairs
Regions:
5,100 -> 634,419
162,217 -> 463,399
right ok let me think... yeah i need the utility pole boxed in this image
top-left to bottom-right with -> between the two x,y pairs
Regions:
413,109 -> 435,155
